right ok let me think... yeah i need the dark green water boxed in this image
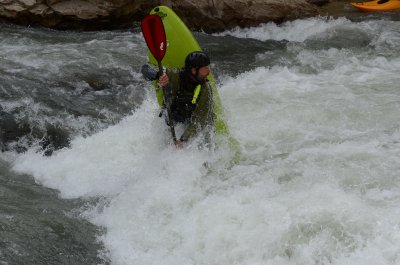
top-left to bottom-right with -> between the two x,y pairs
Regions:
0,158 -> 108,265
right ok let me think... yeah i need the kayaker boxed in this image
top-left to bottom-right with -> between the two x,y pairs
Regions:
141,51 -> 214,148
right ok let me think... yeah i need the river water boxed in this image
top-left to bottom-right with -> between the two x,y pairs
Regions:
1,11 -> 400,265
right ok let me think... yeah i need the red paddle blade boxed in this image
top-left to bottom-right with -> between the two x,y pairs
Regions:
141,15 -> 167,62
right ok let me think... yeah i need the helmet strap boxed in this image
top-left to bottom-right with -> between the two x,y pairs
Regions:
195,68 -> 200,81
190,67 -> 201,82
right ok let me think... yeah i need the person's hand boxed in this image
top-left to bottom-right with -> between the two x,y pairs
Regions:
175,140 -> 184,149
158,73 -> 170,88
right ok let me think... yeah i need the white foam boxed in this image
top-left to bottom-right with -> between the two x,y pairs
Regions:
11,98 -> 159,198
216,16 -> 400,45
215,17 -> 353,42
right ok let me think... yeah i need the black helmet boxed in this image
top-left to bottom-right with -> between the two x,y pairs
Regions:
184,51 -> 210,69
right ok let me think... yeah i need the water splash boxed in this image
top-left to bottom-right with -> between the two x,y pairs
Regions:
4,16 -> 400,265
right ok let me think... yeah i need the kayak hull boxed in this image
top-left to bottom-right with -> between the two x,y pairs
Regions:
146,6 -> 229,136
351,0 -> 400,12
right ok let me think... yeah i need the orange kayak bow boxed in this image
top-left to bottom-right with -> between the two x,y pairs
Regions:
351,0 -> 400,12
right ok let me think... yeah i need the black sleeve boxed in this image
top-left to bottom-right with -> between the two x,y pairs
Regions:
141,64 -> 159,81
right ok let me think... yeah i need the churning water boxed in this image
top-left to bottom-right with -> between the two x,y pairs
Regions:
1,14 -> 400,265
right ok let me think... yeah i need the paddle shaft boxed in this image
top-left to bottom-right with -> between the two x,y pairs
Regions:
142,14 -> 177,145
158,62 -> 177,144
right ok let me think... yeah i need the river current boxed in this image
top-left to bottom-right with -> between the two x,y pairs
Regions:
1,12 -> 400,265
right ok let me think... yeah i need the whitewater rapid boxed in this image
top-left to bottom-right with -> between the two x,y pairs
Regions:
4,16 -> 400,265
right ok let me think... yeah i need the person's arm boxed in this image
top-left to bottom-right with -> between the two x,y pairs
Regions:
180,82 -> 213,142
141,64 -> 159,81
